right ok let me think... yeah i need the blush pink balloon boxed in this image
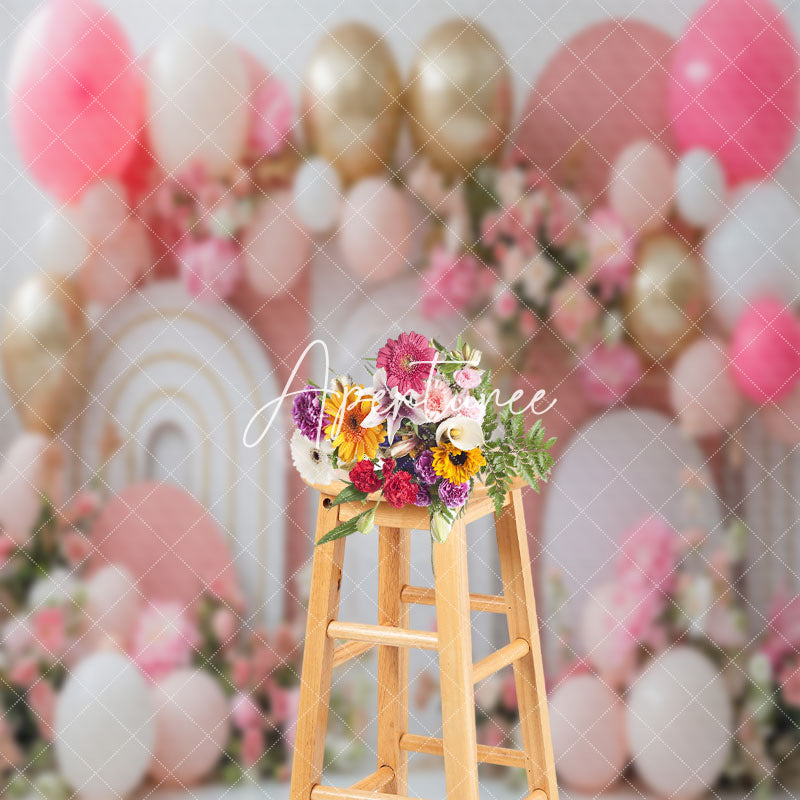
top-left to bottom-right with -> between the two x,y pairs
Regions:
242,192 -> 310,297
549,674 -> 628,793
729,297 -> 800,404
90,482 -> 238,610
79,218 -> 152,306
150,670 -> 230,785
513,20 -> 675,203
240,49 -> 294,158
8,0 -> 143,202
339,177 -> 413,283
669,0 -> 800,183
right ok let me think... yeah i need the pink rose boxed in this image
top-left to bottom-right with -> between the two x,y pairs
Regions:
131,602 -> 199,681
242,725 -> 265,767
231,692 -> 262,731
178,237 -> 243,302
580,342 -> 642,408
28,680 -> 56,740
33,607 -> 66,658
453,368 -> 483,389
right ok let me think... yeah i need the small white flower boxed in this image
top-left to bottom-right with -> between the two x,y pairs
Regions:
520,254 -> 556,305
435,416 -> 484,450
290,429 -> 335,485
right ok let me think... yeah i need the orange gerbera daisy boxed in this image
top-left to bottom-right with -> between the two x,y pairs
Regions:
324,385 -> 384,463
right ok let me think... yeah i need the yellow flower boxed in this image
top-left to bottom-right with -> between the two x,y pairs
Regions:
324,385 -> 384,463
431,443 -> 486,484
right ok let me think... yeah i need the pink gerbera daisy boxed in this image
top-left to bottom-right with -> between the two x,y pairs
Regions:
376,332 -> 436,395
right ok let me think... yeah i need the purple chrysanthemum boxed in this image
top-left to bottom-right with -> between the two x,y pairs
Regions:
414,485 -> 432,507
438,479 -> 470,509
292,385 -> 329,441
414,450 -> 437,485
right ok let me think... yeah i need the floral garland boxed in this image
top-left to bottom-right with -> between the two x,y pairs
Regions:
289,332 -> 555,544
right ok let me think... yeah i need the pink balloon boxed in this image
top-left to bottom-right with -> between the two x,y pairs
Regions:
242,192 -> 310,297
669,0 -> 800,183
670,337 -> 741,437
240,48 -> 293,158
729,297 -> 800,404
339,177 -> 413,283
609,140 -> 674,232
8,0 -> 143,202
513,20 -> 675,203
549,674 -> 628,793
150,670 -> 230,785
79,218 -> 152,306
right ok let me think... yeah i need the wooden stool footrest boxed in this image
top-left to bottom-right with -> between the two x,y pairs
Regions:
311,786 -> 427,800
350,766 -> 394,791
332,640 -> 375,668
526,792 -> 548,800
399,733 -> 528,769
472,637 -> 530,684
327,620 -> 438,650
400,585 -> 507,614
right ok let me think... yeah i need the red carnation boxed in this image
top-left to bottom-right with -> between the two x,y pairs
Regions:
349,460 -> 383,493
383,471 -> 417,509
380,458 -> 396,479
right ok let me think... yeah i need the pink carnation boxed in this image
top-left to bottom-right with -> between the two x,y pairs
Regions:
454,368 -> 483,389
131,602 -> 198,681
453,393 -> 486,424
178,237 -> 243,302
421,377 -> 455,422
421,247 -> 493,319
580,342 -> 642,408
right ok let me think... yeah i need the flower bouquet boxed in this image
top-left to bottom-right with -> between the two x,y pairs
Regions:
289,332 -> 555,544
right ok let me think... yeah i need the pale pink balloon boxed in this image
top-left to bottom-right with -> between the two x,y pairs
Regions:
79,180 -> 130,242
669,0 -> 800,184
513,20 -> 675,203
242,192 -> 310,297
150,670 -> 230,785
670,337 -> 741,438
90,482 -> 238,610
729,296 -> 800,404
8,0 -> 142,202
79,219 -> 152,306
84,565 -> 142,647
339,177 -> 413,283
0,433 -> 55,546
549,674 -> 628,793
609,140 -> 674,233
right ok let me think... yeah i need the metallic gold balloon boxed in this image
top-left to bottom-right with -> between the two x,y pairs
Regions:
1,273 -> 88,434
406,19 -> 512,176
624,235 -> 706,362
302,23 -> 402,183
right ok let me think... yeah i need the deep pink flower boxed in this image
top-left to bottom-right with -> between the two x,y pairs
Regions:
178,237 -> 243,302
376,332 -> 436,395
580,342 -> 643,408
131,602 -> 199,681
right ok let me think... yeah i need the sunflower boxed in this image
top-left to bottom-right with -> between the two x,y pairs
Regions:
431,442 -> 486,484
324,385 -> 384,463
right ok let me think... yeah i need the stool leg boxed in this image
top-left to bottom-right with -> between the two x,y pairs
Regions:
289,498 -> 346,800
377,526 -> 411,794
495,489 -> 558,800
433,518 -> 480,800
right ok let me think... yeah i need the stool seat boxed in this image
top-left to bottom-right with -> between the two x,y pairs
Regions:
289,480 -> 558,800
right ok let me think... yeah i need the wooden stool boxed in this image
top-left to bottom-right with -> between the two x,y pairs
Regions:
289,478 -> 558,800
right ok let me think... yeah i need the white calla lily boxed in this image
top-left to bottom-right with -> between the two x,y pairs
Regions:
435,415 -> 484,450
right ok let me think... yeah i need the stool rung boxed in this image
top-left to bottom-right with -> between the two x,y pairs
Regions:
400,585 -> 507,614
332,640 -> 375,668
351,765 -> 394,791
526,792 -> 548,800
327,620 -> 438,650
311,786 -> 428,800
472,637 -> 530,684
399,733 -> 528,769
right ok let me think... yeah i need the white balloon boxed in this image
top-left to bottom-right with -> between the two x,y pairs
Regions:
78,179 -> 129,242
628,647 -> 732,799
675,149 -> 727,228
38,210 -> 89,277
55,651 -> 154,800
292,157 -> 342,233
550,674 -> 628,793
85,565 -> 141,645
146,29 -> 249,176
705,182 -> 800,328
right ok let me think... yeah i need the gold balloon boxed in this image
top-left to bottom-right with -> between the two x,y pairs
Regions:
1,273 -> 88,434
302,23 -> 402,183
406,19 -> 512,176
624,235 -> 706,362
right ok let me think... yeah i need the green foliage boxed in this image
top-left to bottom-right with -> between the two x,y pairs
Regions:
481,405 -> 556,516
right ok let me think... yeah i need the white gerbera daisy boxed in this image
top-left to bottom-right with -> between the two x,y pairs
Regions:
290,429 -> 335,485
